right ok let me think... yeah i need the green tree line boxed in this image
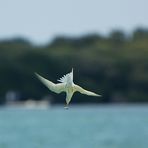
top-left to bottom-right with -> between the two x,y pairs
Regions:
0,28 -> 148,104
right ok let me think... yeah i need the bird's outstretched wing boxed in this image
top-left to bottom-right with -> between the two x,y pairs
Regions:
74,84 -> 101,97
35,73 -> 65,94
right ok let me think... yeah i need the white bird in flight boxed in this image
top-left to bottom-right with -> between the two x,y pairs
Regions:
35,69 -> 101,108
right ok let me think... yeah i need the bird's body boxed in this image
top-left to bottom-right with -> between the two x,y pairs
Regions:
35,69 -> 101,107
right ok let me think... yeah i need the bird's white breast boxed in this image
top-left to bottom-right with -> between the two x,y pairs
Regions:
65,84 -> 75,94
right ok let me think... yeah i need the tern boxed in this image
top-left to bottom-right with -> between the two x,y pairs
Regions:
35,69 -> 101,108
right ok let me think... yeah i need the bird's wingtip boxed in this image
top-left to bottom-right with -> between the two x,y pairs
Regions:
34,72 -> 41,79
34,72 -> 39,76
95,93 -> 102,97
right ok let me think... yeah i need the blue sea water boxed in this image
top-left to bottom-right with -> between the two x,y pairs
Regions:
0,105 -> 148,148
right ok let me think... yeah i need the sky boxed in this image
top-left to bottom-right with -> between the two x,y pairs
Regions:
0,0 -> 148,44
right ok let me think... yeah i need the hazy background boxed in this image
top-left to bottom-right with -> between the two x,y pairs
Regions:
0,0 -> 148,105
0,0 -> 148,44
0,1 -> 148,148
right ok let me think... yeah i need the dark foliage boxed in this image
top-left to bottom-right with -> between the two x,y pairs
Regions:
0,28 -> 148,104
